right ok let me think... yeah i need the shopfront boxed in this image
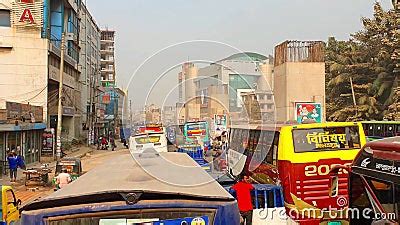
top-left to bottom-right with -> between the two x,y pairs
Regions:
0,123 -> 46,174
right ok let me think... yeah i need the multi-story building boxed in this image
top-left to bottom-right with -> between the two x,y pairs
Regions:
100,29 -> 118,136
100,29 -> 115,88
145,104 -> 161,124
0,0 -> 89,163
46,0 -> 82,142
162,106 -> 176,126
78,3 -> 104,144
241,91 -> 274,123
178,52 -> 274,123
178,44 -> 326,124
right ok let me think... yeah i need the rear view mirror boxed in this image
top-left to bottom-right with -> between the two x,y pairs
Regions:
17,199 -> 22,206
329,175 -> 339,197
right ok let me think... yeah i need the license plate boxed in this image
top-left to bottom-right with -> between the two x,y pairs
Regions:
328,222 -> 341,225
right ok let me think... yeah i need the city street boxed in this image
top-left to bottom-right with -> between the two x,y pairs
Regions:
3,144 -> 127,207
0,0 -> 398,224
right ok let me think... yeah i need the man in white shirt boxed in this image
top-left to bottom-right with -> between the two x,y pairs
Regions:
56,168 -> 72,189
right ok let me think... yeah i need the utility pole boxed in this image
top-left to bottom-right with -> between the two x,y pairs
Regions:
56,33 -> 65,160
350,77 -> 357,107
129,99 -> 132,129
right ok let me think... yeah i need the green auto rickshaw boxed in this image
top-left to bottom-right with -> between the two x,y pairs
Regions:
53,158 -> 82,189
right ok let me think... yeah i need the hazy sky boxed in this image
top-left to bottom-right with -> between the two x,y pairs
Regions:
86,0 -> 392,108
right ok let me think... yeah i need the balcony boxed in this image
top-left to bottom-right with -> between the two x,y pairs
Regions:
100,49 -> 114,54
101,58 -> 114,63
101,68 -> 114,73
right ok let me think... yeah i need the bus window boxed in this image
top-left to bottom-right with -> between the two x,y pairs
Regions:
248,130 -> 256,151
241,130 -> 249,150
259,131 -> 278,165
376,125 -> 383,137
292,126 -> 361,153
387,125 -> 395,137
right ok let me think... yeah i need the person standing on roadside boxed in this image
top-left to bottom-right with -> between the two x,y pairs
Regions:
16,148 -> 26,170
55,168 -> 72,189
110,136 -> 115,151
7,151 -> 18,182
232,175 -> 254,225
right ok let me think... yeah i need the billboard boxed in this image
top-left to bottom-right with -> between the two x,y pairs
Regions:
295,102 -> 322,123
214,114 -> 227,134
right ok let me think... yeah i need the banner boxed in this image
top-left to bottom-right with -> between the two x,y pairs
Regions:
295,102 -> 322,123
42,128 -> 55,156
214,114 -> 227,134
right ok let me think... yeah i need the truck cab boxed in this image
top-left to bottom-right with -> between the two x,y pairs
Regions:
1,185 -> 21,225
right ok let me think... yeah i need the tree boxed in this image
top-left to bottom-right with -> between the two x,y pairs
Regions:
326,3 -> 398,121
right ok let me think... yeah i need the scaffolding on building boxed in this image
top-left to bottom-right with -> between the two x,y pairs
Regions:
274,40 -> 325,66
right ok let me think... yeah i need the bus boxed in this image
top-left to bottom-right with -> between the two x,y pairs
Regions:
21,151 -> 240,225
184,121 -> 210,144
228,122 -> 367,224
362,121 -> 400,141
129,132 -> 168,153
330,137 -> 400,224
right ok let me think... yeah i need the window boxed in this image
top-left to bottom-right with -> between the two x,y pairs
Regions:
6,190 -> 16,206
293,126 -> 361,153
0,9 -> 10,27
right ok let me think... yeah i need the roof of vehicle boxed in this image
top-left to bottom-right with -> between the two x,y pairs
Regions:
58,157 -> 81,163
230,122 -> 360,131
24,152 -> 233,210
365,136 -> 400,153
361,121 -> 400,124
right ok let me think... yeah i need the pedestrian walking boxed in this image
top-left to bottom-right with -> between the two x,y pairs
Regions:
55,168 -> 72,189
232,175 -> 254,225
16,149 -> 26,170
110,136 -> 116,151
7,151 -> 18,182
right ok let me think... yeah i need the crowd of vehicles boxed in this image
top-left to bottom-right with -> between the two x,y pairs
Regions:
3,120 -> 398,225
20,152 -> 240,225
228,122 -> 367,224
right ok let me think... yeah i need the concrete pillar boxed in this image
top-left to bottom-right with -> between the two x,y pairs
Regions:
259,63 -> 274,91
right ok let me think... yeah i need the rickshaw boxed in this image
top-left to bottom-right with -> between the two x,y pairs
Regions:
52,158 -> 82,189
0,185 -> 21,225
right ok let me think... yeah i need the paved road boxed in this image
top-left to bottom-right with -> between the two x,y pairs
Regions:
12,146 -> 127,207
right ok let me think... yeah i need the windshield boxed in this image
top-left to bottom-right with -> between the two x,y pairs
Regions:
47,209 -> 214,225
56,162 -> 79,174
292,126 -> 361,153
350,174 -> 399,223
135,135 -> 161,144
